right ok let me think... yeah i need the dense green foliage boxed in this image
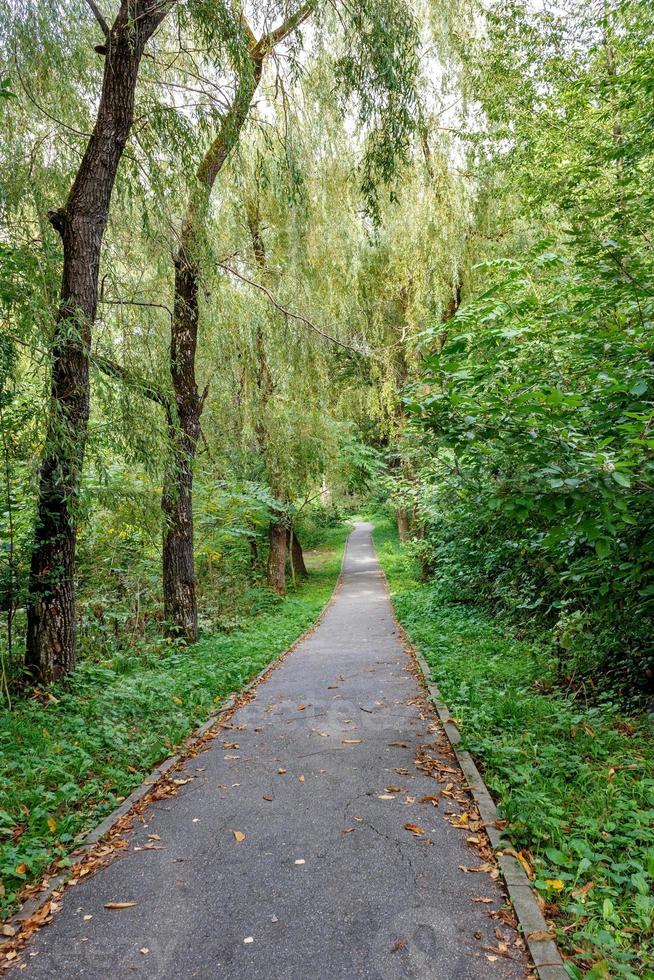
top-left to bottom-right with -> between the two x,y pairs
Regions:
0,526 -> 345,916
374,513 -> 654,979
392,0 -> 654,699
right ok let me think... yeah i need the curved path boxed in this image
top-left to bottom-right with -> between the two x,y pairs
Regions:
17,524 -> 527,979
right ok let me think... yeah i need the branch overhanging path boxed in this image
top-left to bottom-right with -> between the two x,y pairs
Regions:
218,262 -> 369,355
14,525 -> 529,979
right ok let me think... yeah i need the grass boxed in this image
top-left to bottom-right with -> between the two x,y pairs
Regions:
0,525 -> 347,918
371,513 -> 654,980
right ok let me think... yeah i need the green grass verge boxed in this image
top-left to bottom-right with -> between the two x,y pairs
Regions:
0,526 -> 347,918
372,513 -> 654,980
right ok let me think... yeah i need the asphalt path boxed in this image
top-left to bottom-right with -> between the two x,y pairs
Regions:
16,523 -> 528,979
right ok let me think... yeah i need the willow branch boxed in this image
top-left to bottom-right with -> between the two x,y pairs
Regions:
218,262 -> 366,356
84,0 -> 110,37
98,296 -> 174,323
253,1 -> 315,59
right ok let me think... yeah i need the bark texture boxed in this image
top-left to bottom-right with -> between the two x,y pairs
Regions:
26,2 -> 175,683
267,520 -> 288,596
288,528 -> 309,578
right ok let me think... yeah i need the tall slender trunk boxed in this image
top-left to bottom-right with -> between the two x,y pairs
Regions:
267,519 -> 288,596
162,256 -> 203,639
26,2 -> 175,683
160,5 -> 313,636
161,51 -> 262,640
288,528 -> 308,578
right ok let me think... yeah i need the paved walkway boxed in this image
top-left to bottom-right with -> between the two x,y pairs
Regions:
17,524 -> 528,979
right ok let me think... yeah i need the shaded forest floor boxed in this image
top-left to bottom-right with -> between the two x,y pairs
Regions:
0,526 -> 348,919
372,514 -> 653,979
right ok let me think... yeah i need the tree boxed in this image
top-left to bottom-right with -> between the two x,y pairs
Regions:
162,3 -> 315,638
25,0 -> 178,683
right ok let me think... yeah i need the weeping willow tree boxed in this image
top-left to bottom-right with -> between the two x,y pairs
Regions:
1,0 -> 472,684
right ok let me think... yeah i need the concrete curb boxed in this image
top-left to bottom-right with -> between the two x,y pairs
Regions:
374,533 -> 569,980
410,646 -> 568,980
1,531 -> 351,946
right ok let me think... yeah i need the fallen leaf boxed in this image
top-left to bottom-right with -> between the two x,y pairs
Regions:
262,794 -> 273,802
404,823 -> 425,836
342,739 -> 361,745
233,831 -> 246,843
517,850 -> 535,879
297,704 -> 308,711
378,794 -> 395,800
83,915 -> 93,921
342,828 -> 356,834
298,775 -> 305,782
527,930 -> 555,942
277,768 -> 286,774
223,742 -> 239,749
47,817 -> 57,833
224,754 -> 240,760
420,795 -> 439,806
294,859 -> 305,865
1,924 -> 17,937
243,936 -> 254,944
15,863 -> 27,875
545,879 -> 564,891
388,741 -> 408,748
450,812 -> 469,827
140,948 -> 149,955
471,897 -> 494,904
104,902 -> 137,909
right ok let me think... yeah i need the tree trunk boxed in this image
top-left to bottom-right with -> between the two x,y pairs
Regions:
267,519 -> 287,596
397,509 -> 410,542
161,51 -> 263,639
288,528 -> 308,578
26,2 -> 175,683
161,255 -> 203,641
160,7 -> 313,636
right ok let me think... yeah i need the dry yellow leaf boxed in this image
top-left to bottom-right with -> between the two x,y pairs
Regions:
233,831 -> 246,843
545,879 -> 564,891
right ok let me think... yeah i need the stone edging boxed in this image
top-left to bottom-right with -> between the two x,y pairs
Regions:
1,530 -> 351,948
379,558 -> 569,980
